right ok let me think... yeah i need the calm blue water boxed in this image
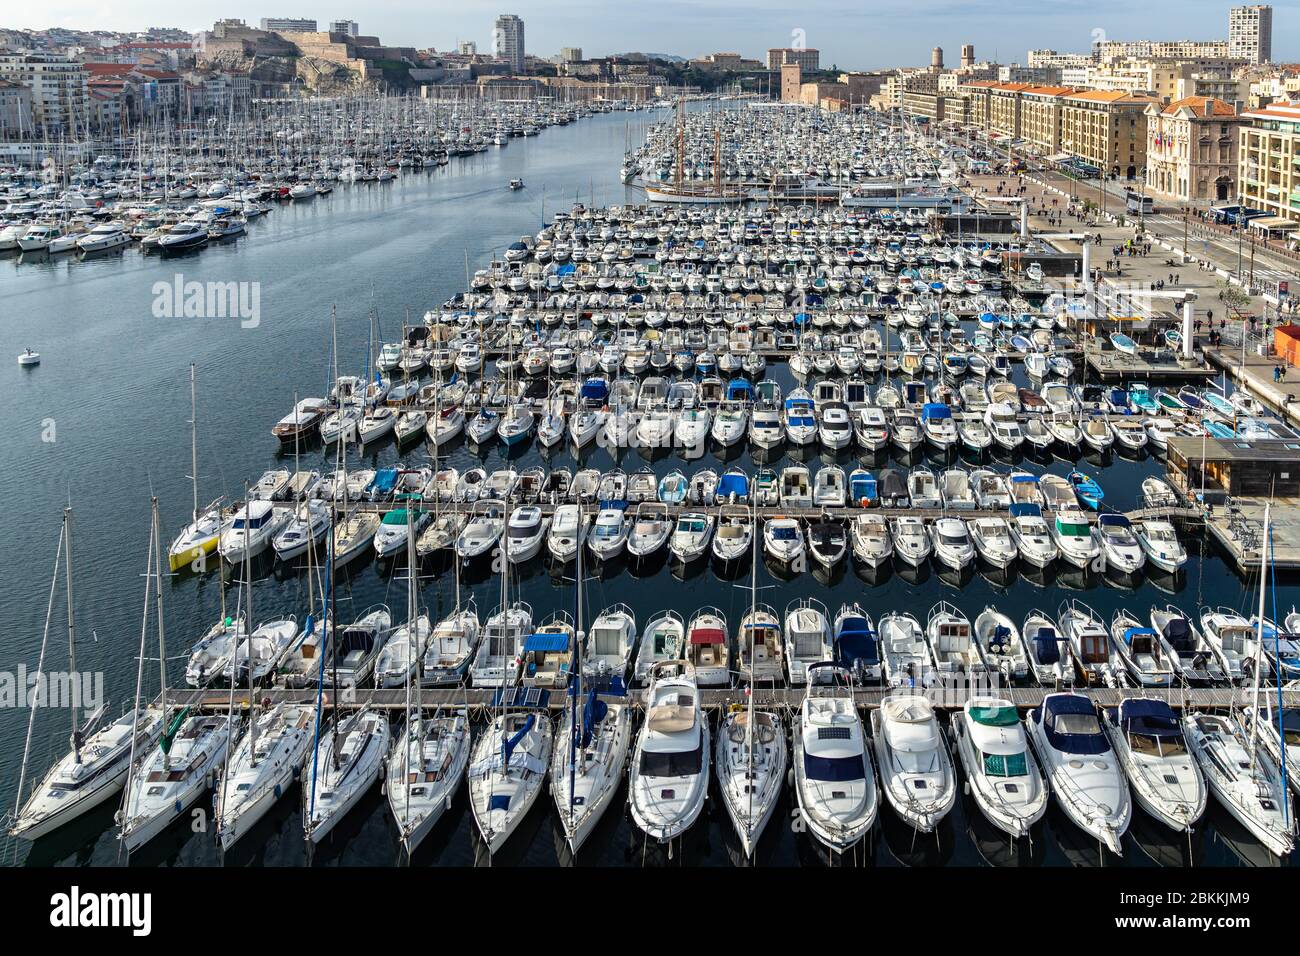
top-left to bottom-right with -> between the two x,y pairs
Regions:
2,108 -> 1295,868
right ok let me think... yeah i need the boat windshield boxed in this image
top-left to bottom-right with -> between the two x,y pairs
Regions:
982,751 -> 1028,777
804,753 -> 864,782
1129,732 -> 1187,757
639,742 -> 702,777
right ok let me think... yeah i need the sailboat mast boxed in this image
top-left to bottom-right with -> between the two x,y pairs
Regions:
1250,501 -> 1271,768
188,363 -> 199,523
64,507 -> 80,761
245,480 -> 258,764
151,497 -> 169,771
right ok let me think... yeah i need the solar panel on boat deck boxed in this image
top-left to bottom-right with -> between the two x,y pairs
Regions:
817,727 -> 851,740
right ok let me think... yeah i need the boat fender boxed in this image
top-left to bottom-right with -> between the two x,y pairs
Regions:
175,799 -> 184,815
274,783 -> 282,799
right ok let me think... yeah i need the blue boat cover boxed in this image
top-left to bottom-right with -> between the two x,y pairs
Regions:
1122,626 -> 1157,647
921,403 -> 951,421
717,473 -> 749,498
1118,698 -> 1181,737
523,632 -> 570,653
580,378 -> 609,401
1098,513 -> 1130,528
1032,628 -> 1060,664
369,468 -> 399,493
1009,502 -> 1042,518
1042,695 -> 1107,755
581,689 -> 607,749
727,379 -> 753,399
501,712 -> 536,766
835,629 -> 880,665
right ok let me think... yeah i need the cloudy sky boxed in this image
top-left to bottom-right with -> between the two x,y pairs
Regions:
9,0 -> 1297,68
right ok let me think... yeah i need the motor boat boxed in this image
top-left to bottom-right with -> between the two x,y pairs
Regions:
1095,514 -> 1144,575
889,516 -> 931,567
784,598 -> 832,686
670,511 -> 714,563
1025,693 -> 1131,854
972,606 -> 1028,679
951,697 -> 1048,839
219,500 -> 290,564
1050,508 -> 1100,569
1058,600 -> 1120,687
1102,699 -> 1205,834
1109,610 -> 1174,687
1021,609 -> 1073,686
686,607 -> 730,687
872,694 -> 957,833
629,661 -> 709,843
763,515 -> 805,565
793,664 -> 877,854
929,517 -> 975,572
850,514 -> 891,567
879,612 -> 935,688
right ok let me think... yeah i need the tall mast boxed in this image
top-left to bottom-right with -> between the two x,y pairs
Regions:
152,497 -> 169,772
65,507 -> 79,762
188,363 -> 199,523
1249,501 -> 1271,769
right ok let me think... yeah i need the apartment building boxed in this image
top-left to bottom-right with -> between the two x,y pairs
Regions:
1228,5 -> 1272,65
1059,90 -> 1156,179
1238,100 -> 1300,222
1145,96 -> 1245,203
0,52 -> 88,133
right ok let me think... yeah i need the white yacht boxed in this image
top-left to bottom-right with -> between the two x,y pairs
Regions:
784,598 -> 832,686
1183,711 -> 1294,857
1025,693 -> 1131,854
470,602 -> 533,687
9,707 -> 164,841
387,708 -> 470,854
215,703 -> 314,850
629,661 -> 710,843
1102,698 -> 1205,834
951,697 -> 1048,839
584,604 -> 637,685
872,694 -> 957,833
716,703 -> 787,858
879,612 -> 935,688
551,690 -> 632,855
303,707 -> 391,844
219,500 -> 290,564
793,664 -> 877,853
120,713 -> 234,852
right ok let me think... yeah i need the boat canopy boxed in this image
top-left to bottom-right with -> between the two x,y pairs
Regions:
834,623 -> 879,666
1042,695 -> 1107,755
1008,502 -> 1042,518
369,468 -> 399,495
1098,513 -> 1131,529
523,632 -> 570,654
580,378 -> 609,402
726,379 -> 752,400
1031,627 -> 1061,664
1121,626 -> 1157,648
690,628 -> 725,645
716,472 -> 749,499
1161,616 -> 1194,653
969,703 -> 1019,728
1117,698 -> 1181,737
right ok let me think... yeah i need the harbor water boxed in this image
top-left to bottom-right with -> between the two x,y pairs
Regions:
2,107 -> 1296,868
